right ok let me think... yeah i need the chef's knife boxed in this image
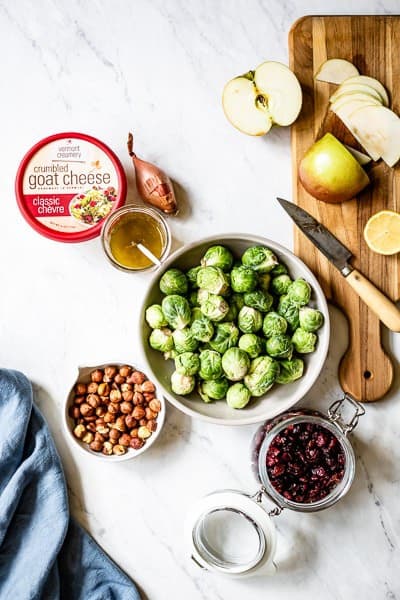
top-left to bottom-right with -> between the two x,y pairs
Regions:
277,198 -> 400,332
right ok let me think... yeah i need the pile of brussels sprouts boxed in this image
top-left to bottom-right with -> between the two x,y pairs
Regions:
145,245 -> 324,409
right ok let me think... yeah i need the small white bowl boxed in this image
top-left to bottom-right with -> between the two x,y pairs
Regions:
140,234 -> 330,426
64,362 -> 166,461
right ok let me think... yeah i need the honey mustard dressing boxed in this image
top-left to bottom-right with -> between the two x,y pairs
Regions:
109,211 -> 164,269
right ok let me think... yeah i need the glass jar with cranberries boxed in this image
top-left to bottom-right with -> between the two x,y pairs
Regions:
251,395 -> 365,512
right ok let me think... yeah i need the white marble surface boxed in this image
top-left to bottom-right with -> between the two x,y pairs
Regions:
1,1 -> 399,598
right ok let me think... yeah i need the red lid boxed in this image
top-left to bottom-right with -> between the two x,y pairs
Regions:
15,132 -> 127,243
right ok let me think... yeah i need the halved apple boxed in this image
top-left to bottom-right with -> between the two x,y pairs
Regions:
344,145 -> 372,165
222,61 -> 302,135
331,83 -> 384,104
340,75 -> 389,106
315,59 -> 359,84
347,105 -> 400,167
298,133 -> 370,203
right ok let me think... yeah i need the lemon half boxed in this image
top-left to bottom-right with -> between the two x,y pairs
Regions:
364,210 -> 400,255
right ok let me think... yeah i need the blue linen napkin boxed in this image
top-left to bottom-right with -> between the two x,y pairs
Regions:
0,369 -> 141,600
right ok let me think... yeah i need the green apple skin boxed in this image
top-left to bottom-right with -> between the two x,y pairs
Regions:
299,133 -> 370,203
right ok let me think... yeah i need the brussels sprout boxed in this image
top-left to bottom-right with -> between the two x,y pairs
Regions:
276,358 -> 304,384
200,295 -> 230,322
222,302 -> 238,322
191,307 -> 204,322
162,295 -> 191,330
241,246 -> 278,273
175,351 -> 200,375
149,327 -> 174,353
209,322 -> 240,354
145,304 -> 168,329
263,312 -> 288,338
191,316 -> 214,342
238,334 -> 263,358
238,306 -> 263,333
171,371 -> 195,395
226,383 -> 252,409
197,266 -> 229,295
292,328 -> 317,354
231,293 -> 245,311
271,262 -> 288,276
287,278 -> 311,306
199,377 -> 229,402
243,290 -> 273,312
299,307 -> 324,332
270,274 -> 292,296
201,245 -> 234,272
257,273 -> 271,292
230,266 -> 258,293
244,356 -> 280,397
159,268 -> 188,295
266,334 -> 293,359
189,290 -> 200,307
221,347 -> 250,381
277,295 -> 300,331
186,266 -> 201,289
197,288 -> 211,305
172,328 -> 199,353
199,349 -> 223,380
164,348 -> 178,360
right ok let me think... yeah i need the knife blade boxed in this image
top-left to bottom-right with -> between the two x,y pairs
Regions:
276,197 -> 400,332
277,197 -> 352,276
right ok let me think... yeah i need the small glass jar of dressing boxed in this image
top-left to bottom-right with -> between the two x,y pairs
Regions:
101,205 -> 171,272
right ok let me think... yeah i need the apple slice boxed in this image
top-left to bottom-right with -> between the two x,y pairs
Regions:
222,76 -> 273,135
254,61 -> 302,126
340,75 -> 389,106
347,105 -> 400,167
331,92 -> 381,113
315,59 -> 359,84
332,98 -> 381,121
331,83 -> 383,104
344,145 -> 372,165
332,110 -> 381,161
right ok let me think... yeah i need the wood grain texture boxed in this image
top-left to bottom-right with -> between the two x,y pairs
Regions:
289,16 -> 400,401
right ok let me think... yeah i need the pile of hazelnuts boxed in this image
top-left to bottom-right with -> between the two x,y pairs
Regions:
70,365 -> 161,456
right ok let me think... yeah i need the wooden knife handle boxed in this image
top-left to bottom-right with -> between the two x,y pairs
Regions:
346,269 -> 400,332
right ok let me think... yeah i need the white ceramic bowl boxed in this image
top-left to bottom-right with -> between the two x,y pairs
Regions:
140,235 -> 330,426
64,362 -> 166,461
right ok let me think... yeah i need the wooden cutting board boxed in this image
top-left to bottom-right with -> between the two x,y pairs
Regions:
289,16 -> 400,402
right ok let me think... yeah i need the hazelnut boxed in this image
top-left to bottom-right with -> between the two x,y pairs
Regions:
102,441 -> 113,455
91,369 -> 104,383
90,441 -> 103,452
82,431 -> 94,444
73,424 -> 86,439
104,412 -> 115,423
130,437 -> 145,450
87,394 -> 100,408
121,383 -> 132,392
134,384 -> 143,393
75,382 -> 87,395
108,403 -> 119,414
84,415 -> 97,422
115,416 -> 126,432
138,426 -> 151,439
147,419 -> 158,432
119,434 -> 131,447
149,399 -> 162,413
145,408 -> 157,420
78,418 -> 85,425
129,371 -> 146,385
69,406 -> 80,419
125,415 -> 137,429
133,392 -> 144,405
95,417 -> 105,426
132,406 -> 146,420
110,389 -> 122,402
96,406 -> 106,417
139,418 -> 148,427
104,366 -> 118,379
80,403 -> 94,417
130,428 -> 139,438
94,432 -> 105,443
87,422 -> 97,433
122,390 -> 134,402
97,382 -> 110,396
87,382 -> 99,394
114,374 -> 126,385
120,401 -> 133,414
74,395 -> 85,405
143,392 -> 155,402
113,444 -> 126,456
96,425 -> 110,435
119,365 -> 132,378
109,429 -> 120,442
142,380 -> 155,393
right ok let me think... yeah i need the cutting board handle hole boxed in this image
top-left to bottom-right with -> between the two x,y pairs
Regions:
363,370 -> 373,380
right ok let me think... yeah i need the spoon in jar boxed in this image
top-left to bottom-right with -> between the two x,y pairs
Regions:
128,241 -> 162,266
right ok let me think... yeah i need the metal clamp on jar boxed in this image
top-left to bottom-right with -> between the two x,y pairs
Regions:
185,394 -> 365,578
